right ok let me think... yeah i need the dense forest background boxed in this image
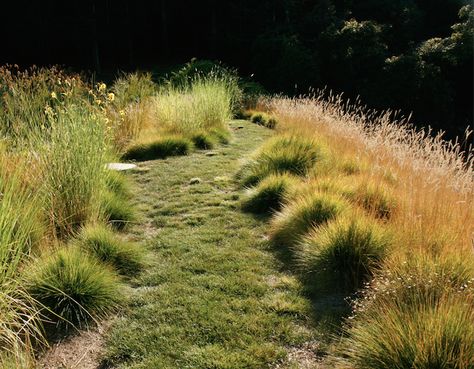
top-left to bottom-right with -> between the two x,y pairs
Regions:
1,0 -> 473,140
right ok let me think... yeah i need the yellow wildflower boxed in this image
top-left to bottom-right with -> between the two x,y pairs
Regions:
51,91 -> 57,99
98,83 -> 106,92
95,99 -> 102,105
119,110 -> 126,117
107,92 -> 115,101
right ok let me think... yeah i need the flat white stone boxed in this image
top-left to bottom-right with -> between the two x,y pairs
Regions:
106,163 -> 137,171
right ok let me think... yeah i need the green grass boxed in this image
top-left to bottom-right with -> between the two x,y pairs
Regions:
122,136 -> 192,161
270,191 -> 348,250
106,170 -> 132,199
40,105 -> 111,238
190,131 -> 216,150
102,121 -> 320,368
77,224 -> 144,275
101,190 -> 135,230
239,135 -> 323,186
241,173 -> 298,214
297,216 -> 392,293
27,247 -> 121,330
250,112 -> 278,129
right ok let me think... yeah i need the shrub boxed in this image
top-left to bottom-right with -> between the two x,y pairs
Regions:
241,173 -> 299,214
27,247 -> 121,329
77,224 -> 144,275
101,191 -> 135,230
240,135 -> 322,186
191,132 -> 216,150
297,217 -> 391,293
122,136 -> 192,161
270,192 -> 348,249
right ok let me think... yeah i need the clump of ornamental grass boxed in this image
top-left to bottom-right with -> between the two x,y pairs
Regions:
153,75 -> 238,137
241,173 -> 299,214
105,170 -> 132,200
27,247 -> 121,330
122,136 -> 192,161
250,112 -> 278,129
77,224 -> 144,275
100,191 -> 135,230
296,216 -> 392,293
0,156 -> 45,359
40,105 -> 110,238
111,72 -> 156,109
340,290 -> 474,369
190,131 -> 216,150
239,135 -> 323,186
337,253 -> 474,369
343,181 -> 398,219
270,191 -> 348,249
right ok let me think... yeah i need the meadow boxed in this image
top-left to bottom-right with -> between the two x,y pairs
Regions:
0,63 -> 472,368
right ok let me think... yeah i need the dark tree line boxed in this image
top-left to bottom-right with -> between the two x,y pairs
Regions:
1,0 -> 473,138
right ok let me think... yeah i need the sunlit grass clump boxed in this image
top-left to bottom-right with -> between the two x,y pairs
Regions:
241,173 -> 298,214
344,181 -> 398,219
153,75 -> 238,138
239,135 -> 323,186
342,289 -> 474,369
297,216 -> 392,293
106,170 -> 132,200
77,224 -> 144,275
101,190 -> 135,230
122,136 -> 192,161
250,112 -> 278,129
28,247 -> 121,329
41,105 -> 110,238
270,191 -> 348,249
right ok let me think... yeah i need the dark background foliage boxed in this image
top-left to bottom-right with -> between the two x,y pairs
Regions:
1,0 -> 473,140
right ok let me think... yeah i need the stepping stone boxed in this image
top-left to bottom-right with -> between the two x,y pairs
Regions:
106,163 -> 137,171
189,177 -> 202,185
205,151 -> 218,157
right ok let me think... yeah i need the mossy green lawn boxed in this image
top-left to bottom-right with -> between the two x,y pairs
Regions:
103,120 -> 320,368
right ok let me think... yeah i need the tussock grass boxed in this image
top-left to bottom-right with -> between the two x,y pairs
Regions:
239,135 -> 323,186
106,170 -> 132,200
27,247 -> 121,329
342,288 -> 474,369
260,92 -> 474,367
77,224 -> 144,275
101,191 -> 135,230
190,131 -> 216,150
297,216 -> 392,293
122,136 -> 192,161
250,112 -> 278,129
270,191 -> 348,249
344,180 -> 398,219
241,173 -> 298,214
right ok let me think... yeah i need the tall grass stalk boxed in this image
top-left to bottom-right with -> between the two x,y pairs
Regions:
40,105 -> 111,238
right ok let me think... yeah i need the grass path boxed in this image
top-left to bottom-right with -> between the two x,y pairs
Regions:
103,120 -> 323,369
